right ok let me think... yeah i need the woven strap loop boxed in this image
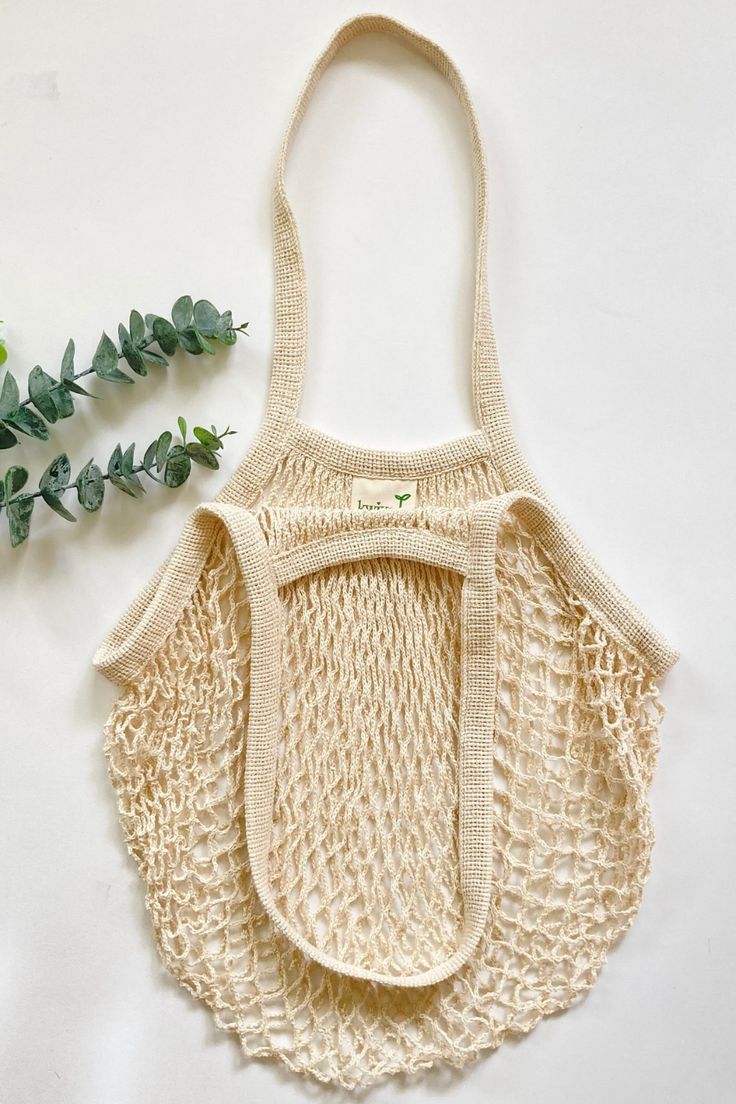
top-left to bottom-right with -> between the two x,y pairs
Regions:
189,494 -> 550,987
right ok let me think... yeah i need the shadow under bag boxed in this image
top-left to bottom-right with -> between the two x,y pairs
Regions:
94,13 -> 679,1090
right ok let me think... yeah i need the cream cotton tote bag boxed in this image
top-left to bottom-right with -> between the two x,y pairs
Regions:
94,13 -> 679,1089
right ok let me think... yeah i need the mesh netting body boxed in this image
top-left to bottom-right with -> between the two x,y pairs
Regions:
104,454 -> 665,1088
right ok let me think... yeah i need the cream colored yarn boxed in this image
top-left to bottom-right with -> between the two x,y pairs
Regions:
94,13 -> 678,1089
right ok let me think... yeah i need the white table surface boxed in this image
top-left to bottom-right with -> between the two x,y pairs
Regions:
1,1 -> 733,1101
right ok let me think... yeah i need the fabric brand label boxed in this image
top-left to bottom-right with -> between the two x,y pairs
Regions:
350,476 -> 418,512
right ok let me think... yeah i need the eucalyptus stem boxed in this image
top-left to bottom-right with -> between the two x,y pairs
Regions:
0,417 -> 237,548
16,338 -> 156,408
23,460 -> 149,499
0,297 -> 248,451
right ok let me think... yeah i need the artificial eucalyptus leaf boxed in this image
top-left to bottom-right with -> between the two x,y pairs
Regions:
93,332 -> 132,384
141,350 -> 168,367
143,439 -> 157,470
39,452 -> 71,495
121,442 -> 136,476
129,310 -> 145,346
164,445 -> 191,488
176,328 -> 203,356
171,295 -> 193,330
217,328 -> 237,347
51,383 -> 75,419
28,365 -> 59,423
193,425 -> 222,450
152,317 -> 178,356
4,464 -> 28,498
127,468 -> 145,494
118,323 -> 131,347
60,338 -> 75,381
41,489 -> 77,523
61,378 -> 94,397
108,443 -> 123,473
116,442 -> 144,495
121,337 -> 147,376
6,406 -> 49,440
194,328 -> 215,355
0,423 -> 18,449
0,371 -> 20,419
193,300 -> 220,337
107,444 -> 136,497
8,493 -> 34,547
186,442 -> 219,469
144,313 -> 157,329
177,415 -> 187,440
76,460 -> 105,512
214,310 -> 233,337
108,471 -> 136,497
155,430 -> 172,472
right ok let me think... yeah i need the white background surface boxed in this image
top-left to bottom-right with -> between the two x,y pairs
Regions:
1,2 -> 734,1101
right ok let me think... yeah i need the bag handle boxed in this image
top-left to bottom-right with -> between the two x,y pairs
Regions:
208,497 -> 539,988
263,13 -> 508,446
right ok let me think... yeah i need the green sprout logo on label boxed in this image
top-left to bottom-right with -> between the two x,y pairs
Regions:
394,493 -> 411,508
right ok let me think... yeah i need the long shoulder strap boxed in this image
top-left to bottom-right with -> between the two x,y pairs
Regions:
220,13 -> 512,506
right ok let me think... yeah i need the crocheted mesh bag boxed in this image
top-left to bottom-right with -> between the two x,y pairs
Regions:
94,14 -> 678,1089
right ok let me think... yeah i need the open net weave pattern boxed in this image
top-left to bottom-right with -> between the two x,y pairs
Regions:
104,462 -> 666,1089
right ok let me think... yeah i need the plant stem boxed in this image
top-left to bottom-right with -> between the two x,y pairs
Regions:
25,461 -> 152,500
17,337 -> 156,408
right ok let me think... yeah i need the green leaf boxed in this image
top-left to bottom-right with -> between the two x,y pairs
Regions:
39,453 -> 77,523
93,332 -> 132,384
129,309 -> 145,346
121,442 -> 136,476
194,328 -> 215,355
122,441 -> 145,494
0,423 -> 18,449
51,384 -> 74,419
41,489 -> 77,523
141,349 -> 168,367
127,470 -> 145,494
121,337 -> 147,376
193,300 -> 220,338
28,365 -> 59,423
152,317 -> 178,356
155,430 -> 172,472
142,439 -> 157,470
76,460 -> 105,512
118,323 -> 131,347
5,407 -> 49,440
193,425 -> 222,450
177,328 -> 203,355
214,310 -> 233,337
39,452 -> 71,495
177,415 -> 187,441
0,344 -> 6,368
171,295 -> 193,330
186,442 -> 219,469
0,372 -> 20,419
60,338 -> 75,381
107,443 -> 137,497
4,465 -> 28,499
47,348 -> 77,417
217,329 -> 238,347
61,378 -> 94,398
164,445 -> 191,488
7,493 -> 34,547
